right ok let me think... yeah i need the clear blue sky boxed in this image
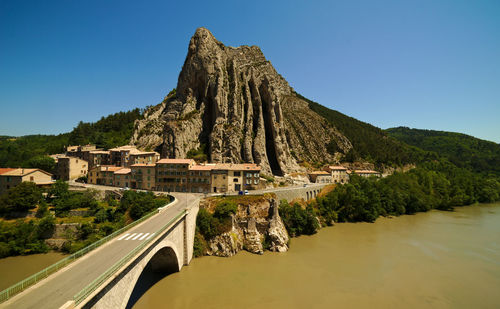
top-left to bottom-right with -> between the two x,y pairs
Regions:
1,0 -> 499,142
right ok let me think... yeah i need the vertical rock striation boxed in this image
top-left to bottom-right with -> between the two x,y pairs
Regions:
132,27 -> 351,175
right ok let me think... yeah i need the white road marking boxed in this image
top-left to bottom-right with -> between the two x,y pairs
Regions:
139,233 -> 150,240
132,233 -> 144,240
117,233 -> 130,240
146,233 -> 155,240
125,233 -> 137,240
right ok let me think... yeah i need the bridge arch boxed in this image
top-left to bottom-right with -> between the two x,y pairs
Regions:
122,240 -> 181,309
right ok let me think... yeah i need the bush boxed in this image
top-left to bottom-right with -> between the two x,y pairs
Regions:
193,229 -> 206,257
0,182 -> 43,214
213,201 -> 238,219
36,214 -> 55,238
279,200 -> 319,237
196,208 -> 220,239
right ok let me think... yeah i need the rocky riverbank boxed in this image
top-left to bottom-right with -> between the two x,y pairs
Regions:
197,195 -> 289,257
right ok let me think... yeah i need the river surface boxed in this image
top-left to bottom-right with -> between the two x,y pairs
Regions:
134,203 -> 500,309
0,252 -> 66,291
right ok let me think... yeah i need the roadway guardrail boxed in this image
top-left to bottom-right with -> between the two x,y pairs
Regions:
0,196 -> 175,304
73,209 -> 187,305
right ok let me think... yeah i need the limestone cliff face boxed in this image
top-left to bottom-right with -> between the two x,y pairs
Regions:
132,27 -> 352,175
200,196 -> 289,257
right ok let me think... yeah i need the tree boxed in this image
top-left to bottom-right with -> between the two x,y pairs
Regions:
25,156 -> 56,174
48,180 -> 69,200
0,182 -> 42,214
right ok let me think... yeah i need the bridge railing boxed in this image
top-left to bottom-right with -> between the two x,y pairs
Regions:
0,197 -> 175,304
73,209 -> 187,305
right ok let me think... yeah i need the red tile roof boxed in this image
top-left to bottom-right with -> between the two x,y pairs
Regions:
114,168 -> 131,175
354,170 -> 380,174
97,166 -> 123,172
1,168 -> 53,177
0,168 -> 15,175
212,163 -> 261,171
309,171 -> 330,175
327,165 -> 347,171
157,158 -> 195,164
189,165 -> 214,171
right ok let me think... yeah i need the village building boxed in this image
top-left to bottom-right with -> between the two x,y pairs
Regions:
353,170 -> 381,178
129,150 -> 160,166
324,165 -> 349,184
242,164 -> 261,191
109,145 -> 137,167
155,159 -> 196,192
55,156 -> 88,181
88,165 -> 122,186
210,163 -> 261,193
87,150 -> 111,169
188,165 -> 213,193
130,164 -> 156,190
308,171 -> 332,184
113,168 -> 131,188
66,144 -> 97,163
108,145 -> 160,167
0,168 -> 53,195
49,153 -> 66,163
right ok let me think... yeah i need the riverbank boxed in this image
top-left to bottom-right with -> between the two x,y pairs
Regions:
133,202 -> 500,308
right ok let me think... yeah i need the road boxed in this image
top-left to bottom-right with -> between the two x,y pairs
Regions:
2,192 -> 200,309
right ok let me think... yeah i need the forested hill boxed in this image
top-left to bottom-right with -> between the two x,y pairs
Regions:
296,92 -> 435,167
386,127 -> 500,176
0,108 -> 143,168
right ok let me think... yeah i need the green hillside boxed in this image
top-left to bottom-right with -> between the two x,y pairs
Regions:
295,92 -> 435,166
386,127 -> 500,176
0,109 -> 143,168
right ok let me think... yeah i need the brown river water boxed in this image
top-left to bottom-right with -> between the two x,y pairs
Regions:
0,252 -> 66,291
1,203 -> 499,308
134,203 -> 500,309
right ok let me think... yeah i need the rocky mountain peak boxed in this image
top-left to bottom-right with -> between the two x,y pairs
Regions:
131,28 -> 352,176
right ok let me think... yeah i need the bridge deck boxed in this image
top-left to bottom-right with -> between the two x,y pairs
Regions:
3,193 -> 199,309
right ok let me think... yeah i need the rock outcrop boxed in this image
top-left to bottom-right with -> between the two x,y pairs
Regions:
202,196 -> 289,257
132,27 -> 352,175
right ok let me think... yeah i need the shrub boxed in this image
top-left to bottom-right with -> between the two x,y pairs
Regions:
213,201 -> 238,219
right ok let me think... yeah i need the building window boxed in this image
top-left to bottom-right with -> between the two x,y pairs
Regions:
233,178 -> 238,182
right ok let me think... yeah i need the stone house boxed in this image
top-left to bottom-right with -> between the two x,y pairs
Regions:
66,144 -> 97,164
129,150 -> 160,166
88,166 -> 122,186
353,170 -> 381,178
324,165 -> 349,184
109,145 -> 137,167
55,156 -> 88,181
113,168 -> 131,188
155,159 -> 195,192
0,168 -> 53,195
308,171 -> 332,184
130,164 -> 156,190
87,150 -> 111,169
211,163 -> 261,193
188,165 -> 213,193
